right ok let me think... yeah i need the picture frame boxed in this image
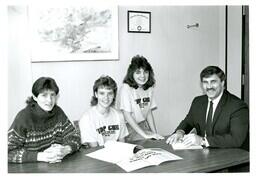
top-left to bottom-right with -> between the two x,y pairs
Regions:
28,5 -> 118,62
127,10 -> 151,33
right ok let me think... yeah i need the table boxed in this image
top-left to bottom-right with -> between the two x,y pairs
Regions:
8,139 -> 249,173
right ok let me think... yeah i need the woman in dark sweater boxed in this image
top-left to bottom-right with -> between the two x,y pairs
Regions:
8,77 -> 81,163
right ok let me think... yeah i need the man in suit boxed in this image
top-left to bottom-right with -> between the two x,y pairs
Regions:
166,66 -> 249,150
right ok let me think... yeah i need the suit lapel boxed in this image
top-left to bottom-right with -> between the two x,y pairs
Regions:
212,90 -> 228,126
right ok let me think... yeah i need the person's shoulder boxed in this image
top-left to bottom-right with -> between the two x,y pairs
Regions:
110,107 -> 124,118
54,105 -> 65,113
111,107 -> 122,115
187,94 -> 208,108
225,90 -> 242,101
193,94 -> 207,103
146,86 -> 155,92
80,107 -> 95,121
120,83 -> 133,95
19,104 -> 32,117
11,105 -> 32,127
225,90 -> 248,108
53,105 -> 69,120
122,83 -> 132,90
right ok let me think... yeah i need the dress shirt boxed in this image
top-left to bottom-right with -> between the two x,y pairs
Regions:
204,91 -> 224,147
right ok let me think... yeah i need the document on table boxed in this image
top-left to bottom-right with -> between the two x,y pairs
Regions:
86,141 -> 182,172
86,141 -> 138,163
116,148 -> 182,172
171,142 -> 203,150
171,128 -> 203,150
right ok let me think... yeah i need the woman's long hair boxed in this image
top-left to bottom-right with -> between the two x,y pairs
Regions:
123,55 -> 155,90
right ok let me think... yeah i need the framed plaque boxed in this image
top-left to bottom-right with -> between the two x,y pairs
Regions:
127,10 -> 151,33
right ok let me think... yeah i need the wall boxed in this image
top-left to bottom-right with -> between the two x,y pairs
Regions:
227,6 -> 242,97
118,6 -> 225,135
8,5 -> 238,136
8,6 -> 32,126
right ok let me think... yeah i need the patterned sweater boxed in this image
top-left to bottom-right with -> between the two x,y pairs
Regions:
8,102 -> 81,163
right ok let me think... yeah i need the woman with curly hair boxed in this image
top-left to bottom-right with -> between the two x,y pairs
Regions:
119,55 -> 164,141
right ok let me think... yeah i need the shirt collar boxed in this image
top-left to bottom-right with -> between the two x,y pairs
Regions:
208,90 -> 224,106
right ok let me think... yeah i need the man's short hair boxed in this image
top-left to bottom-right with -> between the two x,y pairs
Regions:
200,66 -> 226,82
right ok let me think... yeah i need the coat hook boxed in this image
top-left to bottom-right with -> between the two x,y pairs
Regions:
187,23 -> 199,29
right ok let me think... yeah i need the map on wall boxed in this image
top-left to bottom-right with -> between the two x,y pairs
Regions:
28,5 -> 118,62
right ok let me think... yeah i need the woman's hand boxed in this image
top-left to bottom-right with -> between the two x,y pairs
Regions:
37,151 -> 62,163
146,132 -> 164,140
37,144 -> 72,163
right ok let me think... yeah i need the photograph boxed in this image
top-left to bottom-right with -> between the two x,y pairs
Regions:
2,0 -> 255,176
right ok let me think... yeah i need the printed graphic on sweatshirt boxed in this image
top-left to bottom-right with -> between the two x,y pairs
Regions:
96,125 -> 120,137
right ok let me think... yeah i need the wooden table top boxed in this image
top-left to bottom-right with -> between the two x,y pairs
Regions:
8,139 -> 249,173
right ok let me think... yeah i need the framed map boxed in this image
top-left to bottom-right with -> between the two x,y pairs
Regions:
29,5 -> 118,62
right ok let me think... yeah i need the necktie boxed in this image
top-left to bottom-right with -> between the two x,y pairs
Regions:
206,101 -> 213,136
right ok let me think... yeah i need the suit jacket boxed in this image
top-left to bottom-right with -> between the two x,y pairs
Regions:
176,90 -> 249,149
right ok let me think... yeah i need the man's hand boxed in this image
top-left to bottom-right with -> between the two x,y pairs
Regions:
166,131 -> 184,145
182,133 -> 203,146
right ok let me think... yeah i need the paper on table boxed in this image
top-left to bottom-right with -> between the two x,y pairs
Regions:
116,148 -> 182,172
86,141 -> 140,163
171,142 -> 203,150
171,128 -> 203,150
86,141 -> 183,172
